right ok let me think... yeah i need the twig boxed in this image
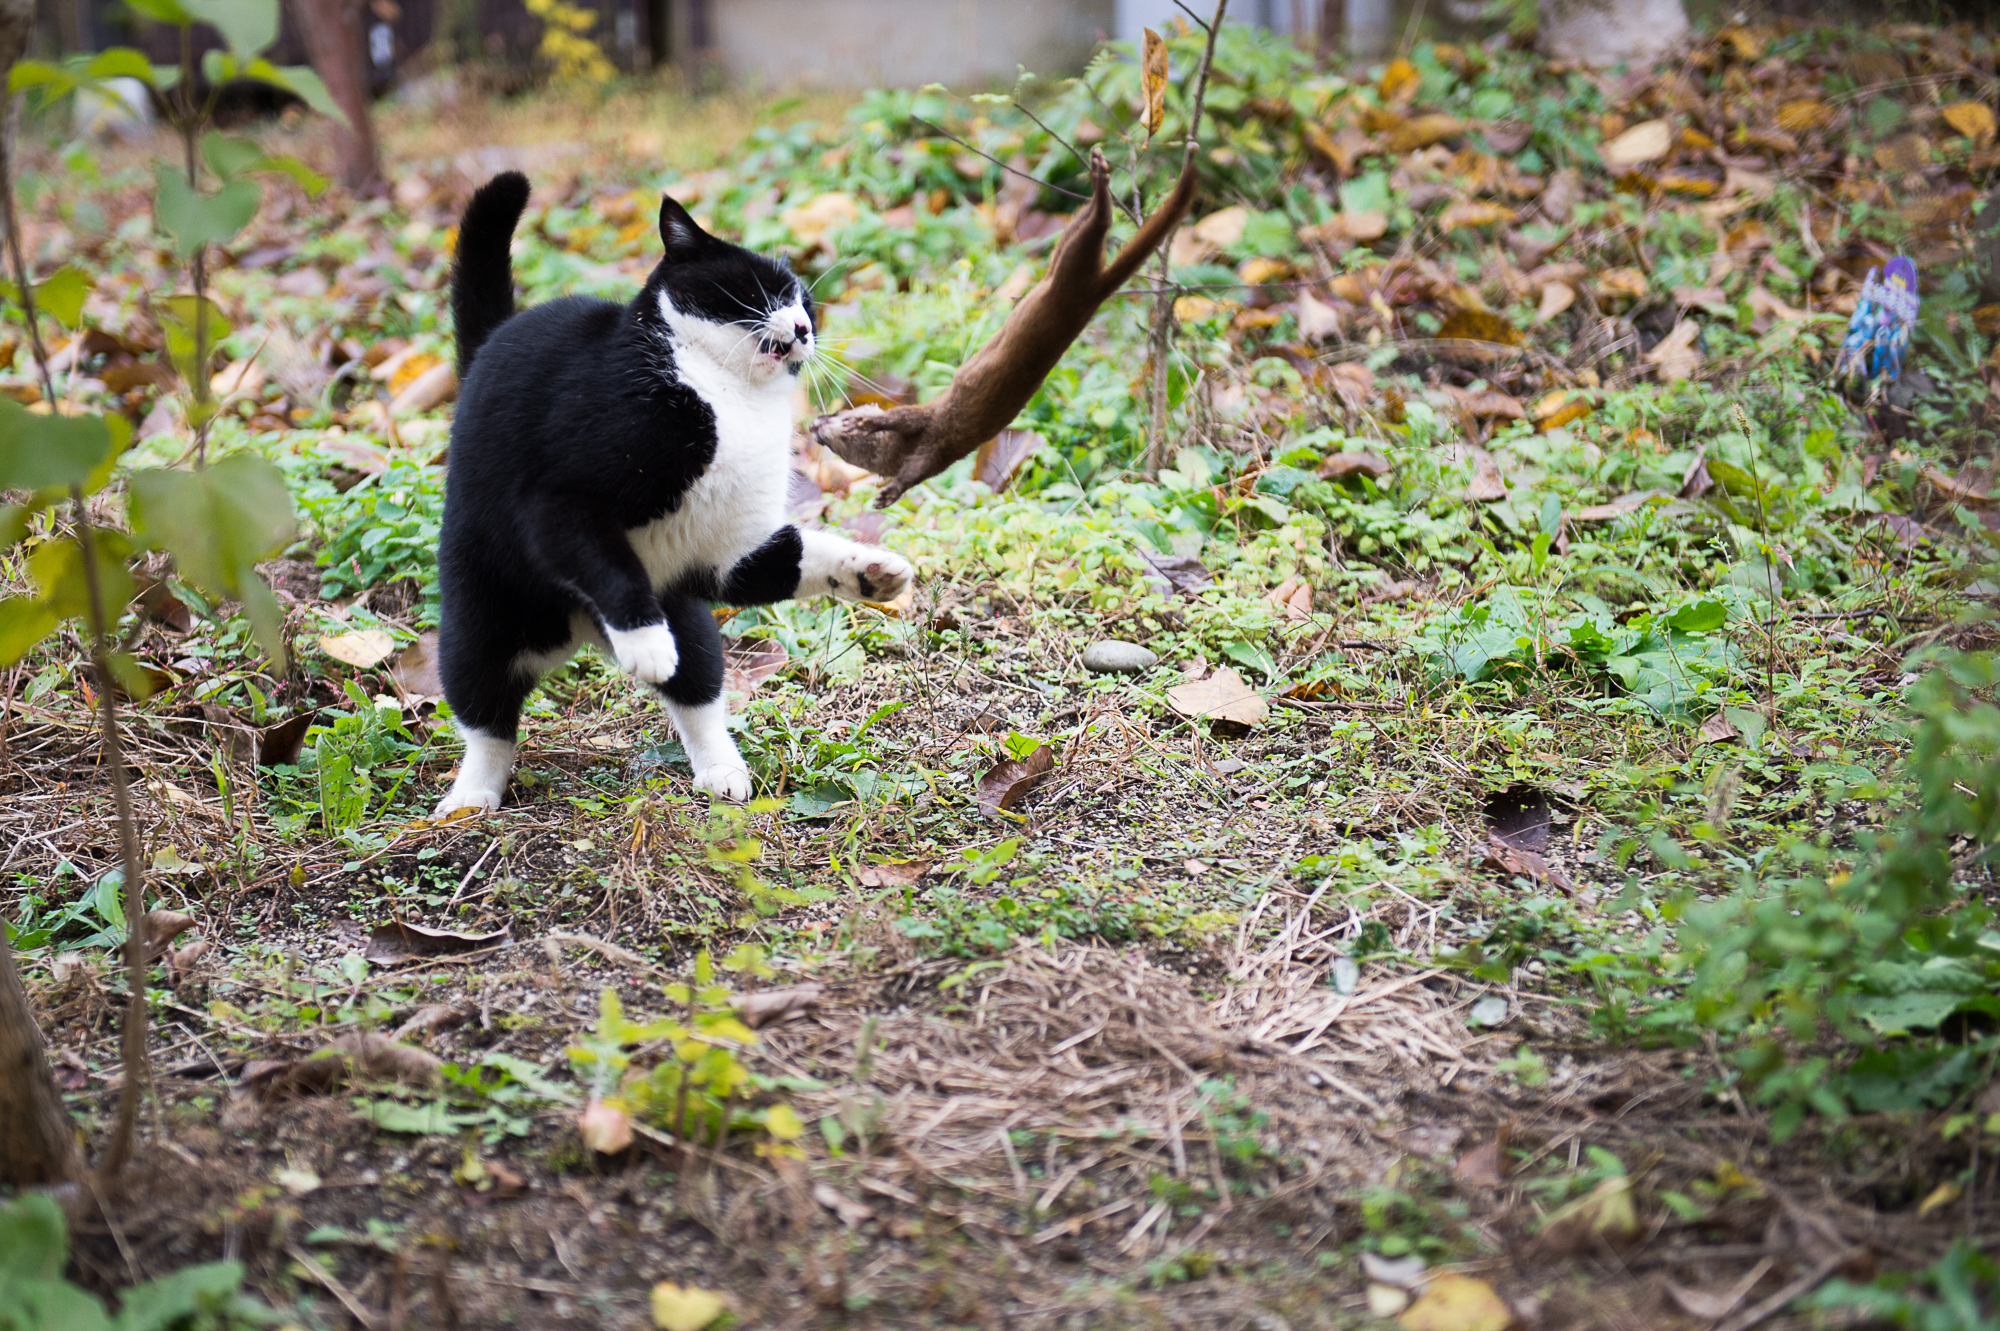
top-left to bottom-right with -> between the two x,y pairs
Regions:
1145,0 -> 1227,474
908,117 -> 1092,204
287,1244 -> 381,1329
1712,1251 -> 1847,1331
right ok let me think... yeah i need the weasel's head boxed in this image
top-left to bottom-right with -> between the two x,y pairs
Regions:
646,195 -> 814,382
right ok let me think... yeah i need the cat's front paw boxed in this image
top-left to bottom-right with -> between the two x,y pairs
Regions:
435,781 -> 503,818
829,548 -> 913,603
606,622 -> 680,683
693,762 -> 753,801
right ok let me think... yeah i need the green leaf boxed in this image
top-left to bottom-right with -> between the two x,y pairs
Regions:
0,1194 -> 68,1281
1667,600 -> 1726,633
241,59 -> 350,126
200,131 -> 267,179
0,397 -> 122,492
6,59 -> 79,97
356,1097 -> 478,1134
1852,990 -> 1965,1036
32,265 -> 91,328
111,1261 -> 246,1331
0,503 -> 25,551
0,537 -> 136,666
156,294 -> 234,385
124,0 -> 196,24
200,133 -> 328,195
0,597 -> 62,666
84,47 -> 159,84
127,453 -> 297,667
181,0 -> 279,54
153,165 -> 260,256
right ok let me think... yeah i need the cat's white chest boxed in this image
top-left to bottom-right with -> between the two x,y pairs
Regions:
627,346 -> 792,587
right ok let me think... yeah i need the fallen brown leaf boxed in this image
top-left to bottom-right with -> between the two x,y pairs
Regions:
974,428 -> 1045,492
1318,449 -> 1392,481
364,921 -> 510,965
857,860 -> 929,887
733,984 -> 825,1027
977,744 -> 1056,818
1398,1271 -> 1514,1331
1165,667 -> 1268,732
319,629 -> 395,669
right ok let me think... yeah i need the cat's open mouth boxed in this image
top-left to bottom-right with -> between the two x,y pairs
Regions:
757,335 -> 810,364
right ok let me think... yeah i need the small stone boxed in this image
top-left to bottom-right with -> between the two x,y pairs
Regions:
1082,640 -> 1158,674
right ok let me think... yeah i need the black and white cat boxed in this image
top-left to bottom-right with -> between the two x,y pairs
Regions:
432,171 -> 912,815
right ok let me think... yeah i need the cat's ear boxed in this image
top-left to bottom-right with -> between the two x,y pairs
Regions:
658,196 -> 715,261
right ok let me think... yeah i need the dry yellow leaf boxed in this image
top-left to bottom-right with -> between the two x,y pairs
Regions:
1436,309 -> 1523,347
1387,114 -> 1465,152
1437,200 -> 1516,231
779,191 -> 860,248
387,351 -> 441,397
1400,1272 -> 1514,1331
1165,667 -> 1268,729
1534,281 -> 1575,323
1173,295 -> 1230,323
319,630 -> 395,669
651,1282 -> 726,1331
1237,256 -> 1292,285
1595,267 -> 1650,302
1643,319 -> 1703,381
1379,57 -> 1422,105
1599,118 -> 1672,169
1775,99 -> 1834,133
1192,205 -> 1249,249
1141,28 -> 1168,137
1873,133 -> 1931,173
1944,100 -> 1997,146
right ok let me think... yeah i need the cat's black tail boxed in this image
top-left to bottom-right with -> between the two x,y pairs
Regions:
451,171 -> 531,374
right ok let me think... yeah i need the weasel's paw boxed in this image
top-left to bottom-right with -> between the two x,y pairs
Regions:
828,547 -> 913,603
693,762 -> 753,802
435,782 -> 502,818
606,622 -> 680,683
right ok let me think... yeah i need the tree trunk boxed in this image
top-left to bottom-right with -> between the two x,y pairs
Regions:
1537,0 -> 1688,66
1344,0 -> 1392,60
290,0 -> 379,192
0,938 -> 77,1186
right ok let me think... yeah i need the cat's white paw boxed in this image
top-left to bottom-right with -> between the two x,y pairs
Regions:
435,782 -> 502,818
693,762 -> 753,802
606,622 -> 680,683
827,548 -> 913,603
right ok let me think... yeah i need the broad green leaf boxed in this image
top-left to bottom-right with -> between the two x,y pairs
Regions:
0,537 -> 136,666
106,652 -> 158,701
33,265 -> 90,328
153,165 -> 260,256
199,48 -> 241,87
0,1194 -> 67,1280
84,47 -> 159,84
1667,600 -> 1727,633
0,397 -> 121,492
157,294 -> 234,385
0,1278 -> 113,1331
6,59 -> 79,97
182,0 -> 279,55
125,0 -> 196,23
0,503 -> 24,551
242,60 -> 350,126
356,1097 -> 477,1134
127,454 -> 297,667
200,133 -> 328,195
200,131 -> 267,180
110,1260 -> 246,1331
1852,990 -> 1965,1036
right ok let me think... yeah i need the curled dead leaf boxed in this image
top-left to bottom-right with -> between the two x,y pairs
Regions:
364,921 -> 510,965
1536,1175 -> 1640,1256
974,428 -> 1045,493
247,1032 -> 444,1101
733,984 -> 825,1027
389,631 -> 444,699
1599,118 -> 1672,169
977,744 -> 1056,819
1398,1271 -> 1514,1331
856,860 -> 929,888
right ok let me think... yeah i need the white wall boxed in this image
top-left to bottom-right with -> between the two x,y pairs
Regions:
708,0 -> 1117,89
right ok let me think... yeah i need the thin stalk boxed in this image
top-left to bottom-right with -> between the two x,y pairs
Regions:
1141,0 -> 1228,475
178,23 -> 213,466
1,88 -> 55,407
78,484 -> 149,1179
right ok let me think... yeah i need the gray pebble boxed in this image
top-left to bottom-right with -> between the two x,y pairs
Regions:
1082,640 -> 1159,675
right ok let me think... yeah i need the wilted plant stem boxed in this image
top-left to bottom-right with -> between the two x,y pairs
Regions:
1142,0 -> 1227,475
177,22 -> 214,467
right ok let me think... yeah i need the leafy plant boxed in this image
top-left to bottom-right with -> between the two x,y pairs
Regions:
266,681 -> 424,835
1810,1242 -> 2000,1331
0,1193 -> 268,1330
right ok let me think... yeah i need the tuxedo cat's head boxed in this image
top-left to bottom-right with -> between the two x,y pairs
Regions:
644,196 -> 814,385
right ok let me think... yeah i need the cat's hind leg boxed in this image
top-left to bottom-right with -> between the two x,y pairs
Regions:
435,629 -> 539,816
651,591 -> 753,801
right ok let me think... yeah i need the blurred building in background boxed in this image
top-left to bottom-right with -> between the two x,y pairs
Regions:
30,0 -> 1338,92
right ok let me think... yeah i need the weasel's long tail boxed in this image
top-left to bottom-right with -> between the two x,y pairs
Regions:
451,171 -> 531,374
